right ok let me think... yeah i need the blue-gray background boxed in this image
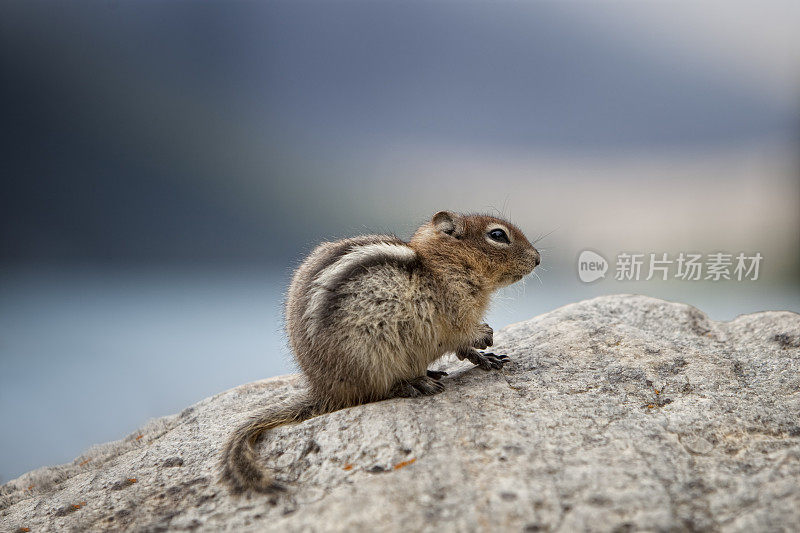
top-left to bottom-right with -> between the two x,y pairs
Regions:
1,0 -> 798,482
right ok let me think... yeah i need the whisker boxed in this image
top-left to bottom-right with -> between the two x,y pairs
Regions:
533,227 -> 559,246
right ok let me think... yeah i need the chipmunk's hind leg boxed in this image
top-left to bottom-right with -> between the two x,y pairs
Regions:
390,375 -> 445,397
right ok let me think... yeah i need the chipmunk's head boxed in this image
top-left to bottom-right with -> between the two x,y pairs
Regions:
411,211 -> 540,289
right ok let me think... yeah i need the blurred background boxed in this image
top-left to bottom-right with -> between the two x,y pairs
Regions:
1,0 -> 798,482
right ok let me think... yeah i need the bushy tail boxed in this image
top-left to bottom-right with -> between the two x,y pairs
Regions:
220,393 -> 320,494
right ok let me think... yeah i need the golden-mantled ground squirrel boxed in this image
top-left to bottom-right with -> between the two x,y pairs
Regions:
221,211 -> 540,493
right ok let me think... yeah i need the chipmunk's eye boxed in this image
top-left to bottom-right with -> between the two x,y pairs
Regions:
487,228 -> 510,244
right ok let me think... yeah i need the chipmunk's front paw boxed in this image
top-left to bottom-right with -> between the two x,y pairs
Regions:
472,323 -> 493,349
460,347 -> 509,371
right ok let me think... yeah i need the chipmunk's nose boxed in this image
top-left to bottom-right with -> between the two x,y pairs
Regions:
529,247 -> 541,267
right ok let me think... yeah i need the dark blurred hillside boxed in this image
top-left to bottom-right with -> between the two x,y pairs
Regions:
2,1 -> 797,266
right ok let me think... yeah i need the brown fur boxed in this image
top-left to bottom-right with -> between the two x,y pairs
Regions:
220,211 -> 540,493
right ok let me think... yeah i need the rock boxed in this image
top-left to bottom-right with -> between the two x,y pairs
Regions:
1,294 -> 799,532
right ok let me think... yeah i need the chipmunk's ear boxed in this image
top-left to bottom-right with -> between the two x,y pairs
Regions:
432,211 -> 464,237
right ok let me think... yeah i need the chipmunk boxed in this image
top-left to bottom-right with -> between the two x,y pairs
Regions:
220,211 -> 540,493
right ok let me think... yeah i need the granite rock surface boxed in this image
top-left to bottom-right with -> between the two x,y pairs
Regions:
2,294 -> 799,532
